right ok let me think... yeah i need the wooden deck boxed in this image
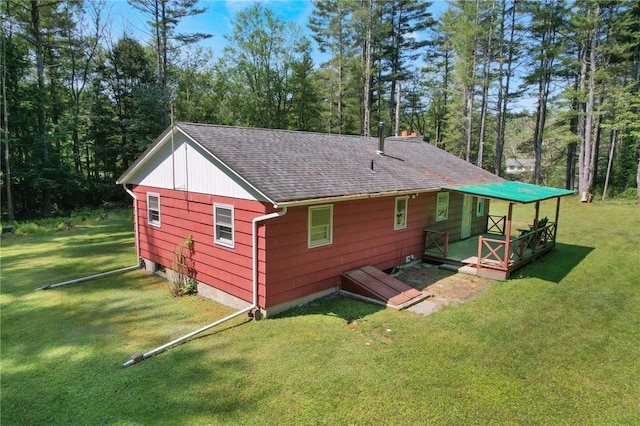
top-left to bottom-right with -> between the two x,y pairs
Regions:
341,266 -> 430,309
423,222 -> 557,280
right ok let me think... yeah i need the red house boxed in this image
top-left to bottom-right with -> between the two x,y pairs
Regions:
117,122 -> 504,317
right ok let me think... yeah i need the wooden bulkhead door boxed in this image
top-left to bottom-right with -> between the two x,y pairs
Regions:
461,195 -> 472,239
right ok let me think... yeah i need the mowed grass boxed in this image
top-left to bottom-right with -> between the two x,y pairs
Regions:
1,199 -> 639,425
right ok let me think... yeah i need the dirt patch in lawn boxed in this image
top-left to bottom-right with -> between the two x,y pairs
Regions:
392,263 -> 493,312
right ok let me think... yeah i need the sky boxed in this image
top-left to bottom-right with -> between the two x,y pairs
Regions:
102,1 -> 535,111
107,0 -> 328,61
105,0 -> 448,64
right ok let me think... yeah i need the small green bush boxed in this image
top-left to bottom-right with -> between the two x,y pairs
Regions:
17,222 -> 43,235
2,208 -> 132,237
170,235 -> 198,297
613,187 -> 638,200
13,218 -> 70,235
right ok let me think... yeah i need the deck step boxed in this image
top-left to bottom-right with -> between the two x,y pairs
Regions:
341,265 -> 430,310
440,263 -> 477,276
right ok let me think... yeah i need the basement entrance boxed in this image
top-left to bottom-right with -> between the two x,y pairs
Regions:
341,265 -> 429,310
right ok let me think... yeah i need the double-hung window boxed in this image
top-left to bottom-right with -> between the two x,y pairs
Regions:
395,197 -> 408,230
147,193 -> 161,227
214,204 -> 234,248
436,192 -> 449,222
308,205 -> 333,248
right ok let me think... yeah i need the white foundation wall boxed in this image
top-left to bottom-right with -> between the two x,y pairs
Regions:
142,256 -> 337,318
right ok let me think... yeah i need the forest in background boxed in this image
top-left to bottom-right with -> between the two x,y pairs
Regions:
1,0 -> 639,220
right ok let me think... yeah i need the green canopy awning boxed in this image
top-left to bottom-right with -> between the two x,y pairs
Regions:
443,181 -> 574,204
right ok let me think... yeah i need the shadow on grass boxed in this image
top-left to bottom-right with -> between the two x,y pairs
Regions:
274,293 -> 385,324
2,339 -> 256,425
2,271 -> 260,424
510,242 -> 594,283
1,231 -> 136,296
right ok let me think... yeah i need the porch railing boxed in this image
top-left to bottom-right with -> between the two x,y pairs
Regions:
479,222 -> 557,270
487,215 -> 506,235
424,230 -> 449,257
511,223 -> 556,260
478,237 -> 509,269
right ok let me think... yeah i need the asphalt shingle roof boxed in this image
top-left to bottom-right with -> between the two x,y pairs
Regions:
173,122 -> 503,204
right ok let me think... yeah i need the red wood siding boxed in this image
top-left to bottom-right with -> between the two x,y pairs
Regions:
261,192 -> 490,308
134,186 -> 491,311
134,185 -> 268,304
263,196 -> 429,307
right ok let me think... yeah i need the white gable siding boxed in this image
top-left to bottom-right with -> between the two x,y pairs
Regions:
127,134 -> 262,201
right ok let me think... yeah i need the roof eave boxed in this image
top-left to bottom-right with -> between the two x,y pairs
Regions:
273,188 -> 440,208
116,126 -> 175,184
443,182 -> 575,204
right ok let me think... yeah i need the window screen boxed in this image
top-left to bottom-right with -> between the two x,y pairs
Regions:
214,204 -> 234,248
308,205 -> 333,247
147,193 -> 161,227
395,197 -> 407,230
436,192 -> 449,222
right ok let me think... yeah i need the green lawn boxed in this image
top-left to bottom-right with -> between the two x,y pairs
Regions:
2,199 -> 639,425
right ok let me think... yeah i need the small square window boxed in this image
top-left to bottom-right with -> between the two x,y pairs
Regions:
436,192 -> 449,222
395,197 -> 407,230
214,204 -> 234,248
308,205 -> 333,248
147,193 -> 161,227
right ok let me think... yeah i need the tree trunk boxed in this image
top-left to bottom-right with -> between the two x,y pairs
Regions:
567,75 -> 579,190
395,81 -> 401,136
578,6 -> 599,202
437,47 -> 450,149
30,0 -> 51,217
464,0 -> 479,163
533,76 -> 547,185
154,0 -> 162,87
601,129 -> 615,201
494,0 -> 515,176
591,101 -> 602,186
566,142 -> 576,190
362,0 -> 372,137
494,0 -> 506,175
160,0 -> 169,126
337,42 -> 344,134
1,22 -> 14,220
577,36 -> 588,198
464,85 -> 474,162
636,157 -> 640,201
477,41 -> 492,168
477,1 -> 495,169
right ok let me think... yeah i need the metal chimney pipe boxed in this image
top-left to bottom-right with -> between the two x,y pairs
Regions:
377,122 -> 385,154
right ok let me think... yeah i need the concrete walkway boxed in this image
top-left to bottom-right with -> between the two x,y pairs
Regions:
392,262 -> 493,316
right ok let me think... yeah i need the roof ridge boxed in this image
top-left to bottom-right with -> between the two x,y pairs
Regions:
176,121 -> 377,141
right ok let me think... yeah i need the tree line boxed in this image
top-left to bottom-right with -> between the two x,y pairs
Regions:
1,0 -> 639,219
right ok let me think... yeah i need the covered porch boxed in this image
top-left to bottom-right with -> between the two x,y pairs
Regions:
423,181 -> 574,280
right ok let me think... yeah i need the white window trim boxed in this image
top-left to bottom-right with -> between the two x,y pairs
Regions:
394,196 -> 408,230
214,203 -> 235,248
147,192 -> 161,227
308,204 -> 333,248
476,198 -> 485,217
436,192 -> 449,222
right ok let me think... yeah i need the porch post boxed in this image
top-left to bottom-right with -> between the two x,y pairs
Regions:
554,197 -> 561,241
504,203 -> 513,268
